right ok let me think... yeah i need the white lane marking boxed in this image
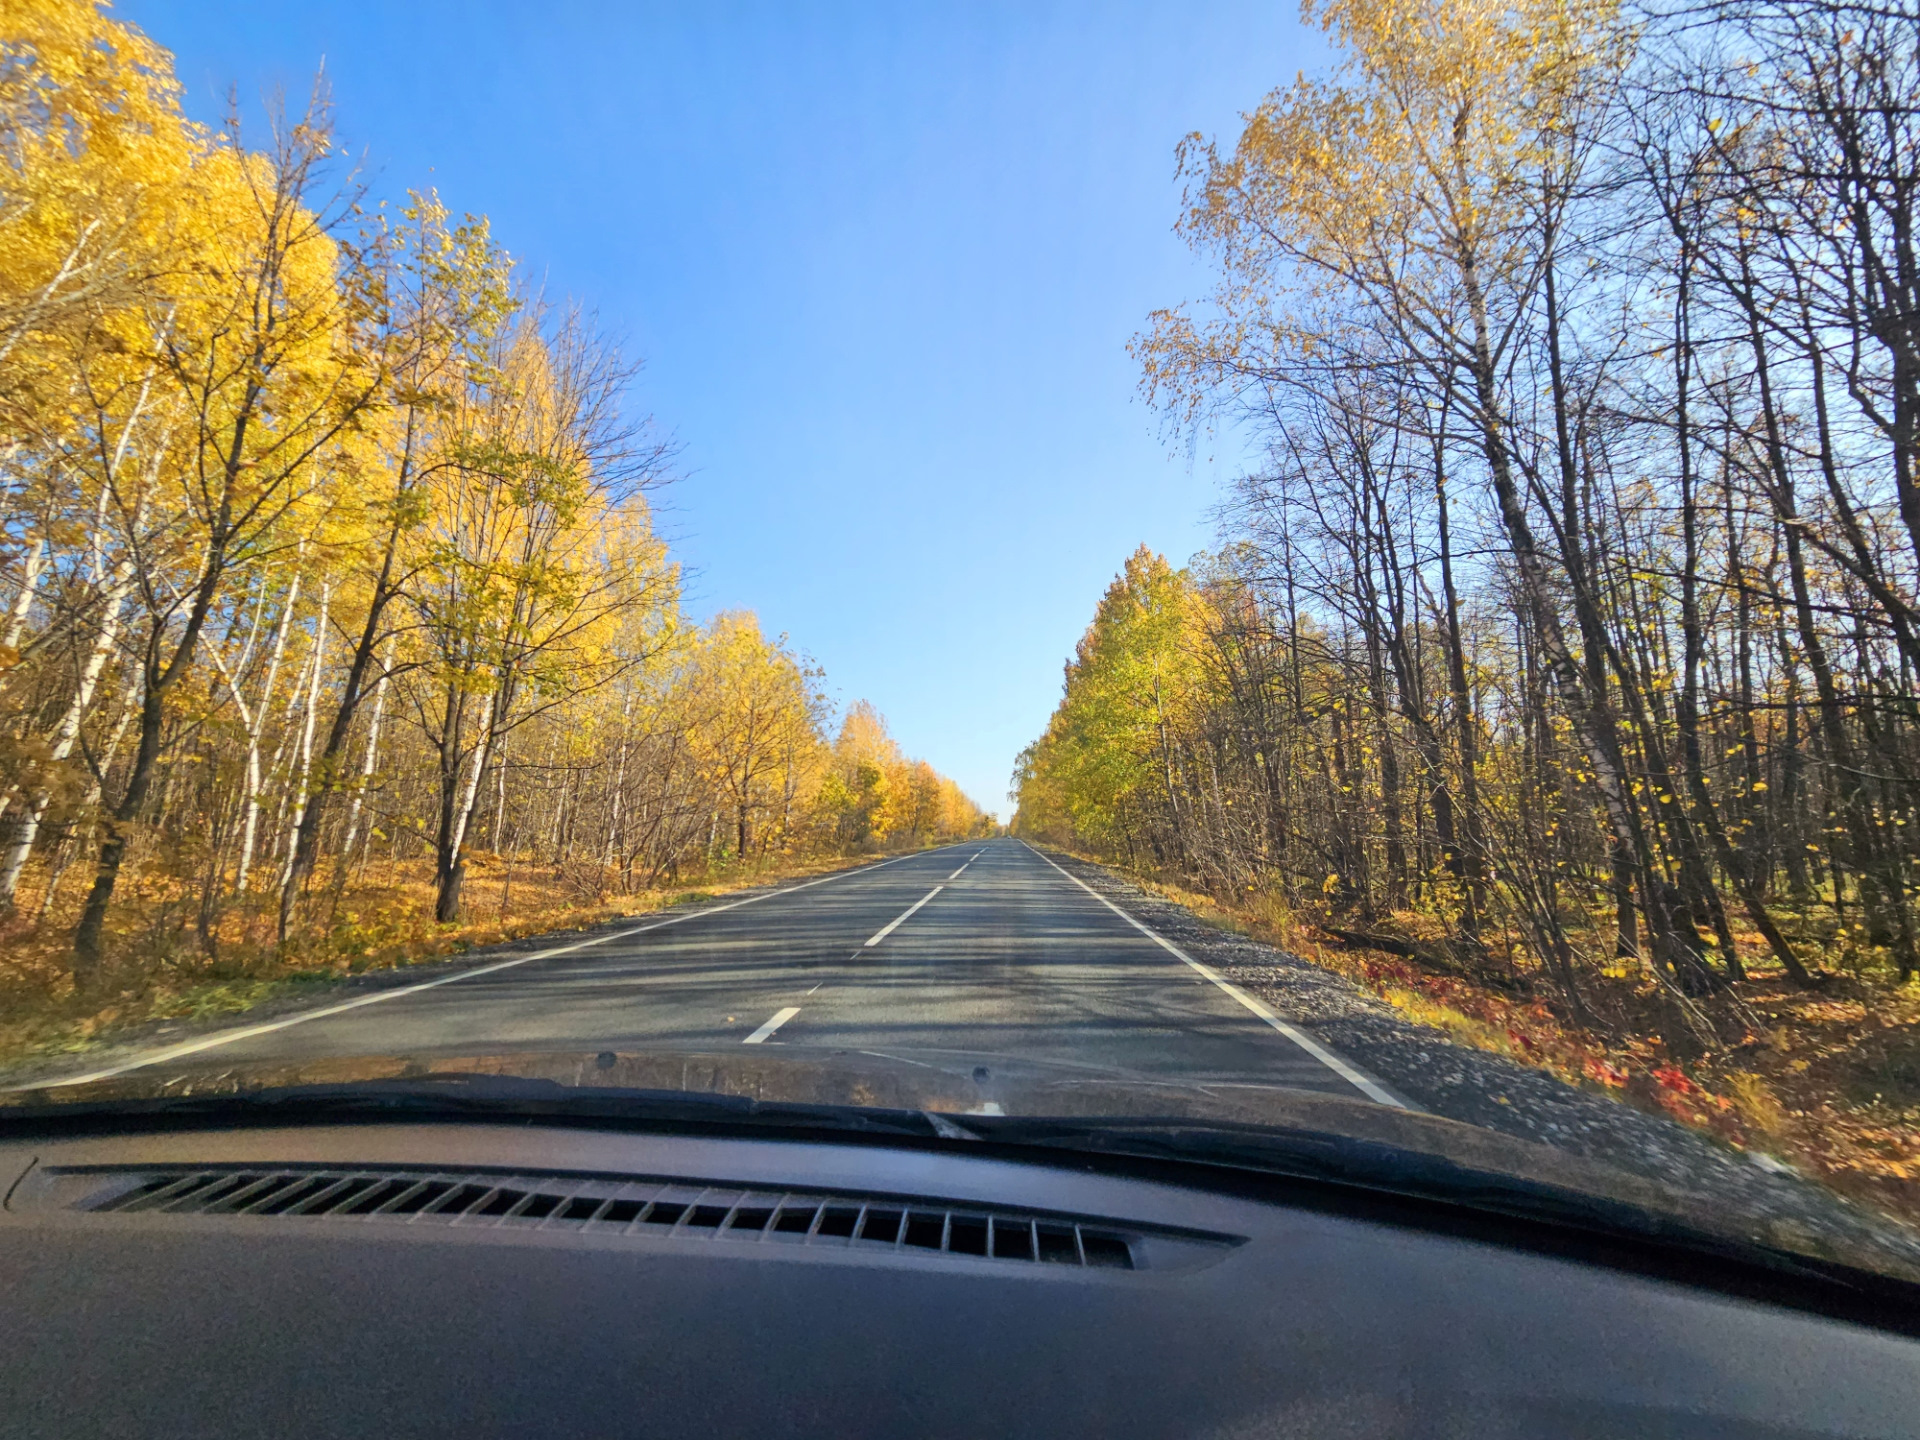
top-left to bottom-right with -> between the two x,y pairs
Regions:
743,1007 -> 800,1044
1022,844 -> 1410,1110
947,861 -> 972,879
863,885 -> 944,947
18,846 -> 969,1091
857,1048 -> 935,1069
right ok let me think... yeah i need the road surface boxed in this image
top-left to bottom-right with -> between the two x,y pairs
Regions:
34,839 -> 1920,1282
41,839 -> 1402,1104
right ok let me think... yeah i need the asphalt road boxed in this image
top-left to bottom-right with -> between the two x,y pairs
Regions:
42,839 -> 1402,1104
34,838 -> 1920,1281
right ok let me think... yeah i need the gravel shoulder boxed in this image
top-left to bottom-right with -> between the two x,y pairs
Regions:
1050,850 -> 1920,1280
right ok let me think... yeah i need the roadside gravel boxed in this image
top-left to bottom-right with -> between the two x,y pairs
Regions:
1051,851 -> 1920,1278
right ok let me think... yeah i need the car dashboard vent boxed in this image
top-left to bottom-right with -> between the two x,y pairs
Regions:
34,1166 -> 1241,1271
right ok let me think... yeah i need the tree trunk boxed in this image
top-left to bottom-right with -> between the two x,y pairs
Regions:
436,688 -> 496,925
1458,241 -> 1710,991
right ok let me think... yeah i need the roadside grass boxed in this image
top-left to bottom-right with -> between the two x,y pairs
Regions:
0,845 -> 913,1078
1051,849 -> 1920,1232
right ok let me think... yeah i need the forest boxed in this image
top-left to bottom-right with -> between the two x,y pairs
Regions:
0,0 -> 990,1022
1016,0 -> 1920,1184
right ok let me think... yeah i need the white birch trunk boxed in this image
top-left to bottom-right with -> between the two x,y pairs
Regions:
447,688 -> 497,866
0,565 -> 132,902
602,688 -> 633,873
0,537 -> 49,826
0,386 -> 160,895
33,688 -> 135,922
2,538 -> 45,654
0,220 -> 101,370
277,582 -> 330,895
234,572 -> 300,892
338,640 -> 392,862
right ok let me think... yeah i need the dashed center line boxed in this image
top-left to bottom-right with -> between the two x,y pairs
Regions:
16,845 -> 962,1092
947,861 -> 971,879
863,885 -> 944,947
743,1007 -> 800,1044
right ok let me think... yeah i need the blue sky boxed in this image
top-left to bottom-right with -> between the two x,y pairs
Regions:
119,1 -> 1316,818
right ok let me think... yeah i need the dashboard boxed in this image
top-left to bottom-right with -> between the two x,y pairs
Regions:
2,1119 -> 1917,1438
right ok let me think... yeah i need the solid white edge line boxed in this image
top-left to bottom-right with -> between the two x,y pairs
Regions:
862,885 -> 945,947
20,844 -> 974,1091
1022,843 -> 1411,1110
742,1007 -> 801,1045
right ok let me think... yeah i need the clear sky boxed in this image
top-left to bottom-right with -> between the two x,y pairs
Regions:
117,1 -> 1317,819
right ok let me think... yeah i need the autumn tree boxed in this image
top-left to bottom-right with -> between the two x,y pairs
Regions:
1031,0 -> 1920,1038
0,0 -> 992,997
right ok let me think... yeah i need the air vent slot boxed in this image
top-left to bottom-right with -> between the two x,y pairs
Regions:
32,1165 -> 1244,1272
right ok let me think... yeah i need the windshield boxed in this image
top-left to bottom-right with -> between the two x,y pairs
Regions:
4,0 -> 1920,1290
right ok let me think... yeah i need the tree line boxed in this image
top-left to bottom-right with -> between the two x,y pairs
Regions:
1016,0 -> 1920,1036
0,1 -> 989,996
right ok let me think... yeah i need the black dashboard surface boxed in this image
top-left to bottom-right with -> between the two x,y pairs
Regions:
3,1121 -> 1916,1439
